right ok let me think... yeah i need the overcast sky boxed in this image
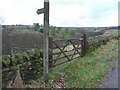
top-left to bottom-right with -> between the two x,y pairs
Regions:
0,0 -> 119,27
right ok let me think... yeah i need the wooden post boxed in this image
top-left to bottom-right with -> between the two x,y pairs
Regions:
36,0 -> 49,82
43,0 -> 49,81
49,37 -> 53,67
81,33 -> 88,57
0,28 -> 2,90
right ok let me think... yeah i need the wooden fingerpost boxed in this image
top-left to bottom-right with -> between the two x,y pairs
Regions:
43,0 -> 49,82
81,33 -> 87,57
36,0 -> 49,83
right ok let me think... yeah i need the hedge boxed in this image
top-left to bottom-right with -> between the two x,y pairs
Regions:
2,48 -> 43,87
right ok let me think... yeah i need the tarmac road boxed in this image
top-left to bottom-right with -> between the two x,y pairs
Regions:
99,65 -> 119,88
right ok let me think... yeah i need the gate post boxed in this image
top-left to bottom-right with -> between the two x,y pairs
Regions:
81,33 -> 88,57
49,37 -> 53,67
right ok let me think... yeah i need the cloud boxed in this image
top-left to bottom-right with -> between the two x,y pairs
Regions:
0,0 -> 44,25
0,0 -> 119,26
96,10 -> 118,27
50,0 -> 118,27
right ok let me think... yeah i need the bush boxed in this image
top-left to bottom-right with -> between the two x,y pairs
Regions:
2,49 -> 43,87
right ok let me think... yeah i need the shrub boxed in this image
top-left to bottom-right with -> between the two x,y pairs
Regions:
2,49 -> 43,87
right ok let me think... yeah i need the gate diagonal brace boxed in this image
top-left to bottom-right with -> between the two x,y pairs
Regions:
53,41 -> 70,61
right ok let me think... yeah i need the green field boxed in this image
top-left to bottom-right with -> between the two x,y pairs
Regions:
2,26 -> 118,88
26,38 -> 118,88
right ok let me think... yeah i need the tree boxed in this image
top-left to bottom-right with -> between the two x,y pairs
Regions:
58,28 -> 66,39
33,23 -> 39,30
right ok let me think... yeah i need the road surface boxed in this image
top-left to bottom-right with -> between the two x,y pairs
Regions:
99,64 -> 119,89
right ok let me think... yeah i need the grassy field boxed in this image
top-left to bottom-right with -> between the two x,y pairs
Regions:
27,39 -> 118,88
2,28 -> 118,88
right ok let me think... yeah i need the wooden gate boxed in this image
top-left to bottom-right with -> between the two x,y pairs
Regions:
49,34 -> 88,67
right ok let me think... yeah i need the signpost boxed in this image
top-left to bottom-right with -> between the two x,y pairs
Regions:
36,0 -> 49,81
36,8 -> 44,14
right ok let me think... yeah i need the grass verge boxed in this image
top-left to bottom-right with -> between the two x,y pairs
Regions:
28,39 -> 118,88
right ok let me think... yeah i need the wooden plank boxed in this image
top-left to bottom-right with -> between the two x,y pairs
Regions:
70,45 -> 80,60
49,37 -> 53,67
49,37 -> 53,48
69,40 -> 81,56
52,38 -> 82,49
53,52 -> 80,63
52,47 -> 81,55
50,37 -> 83,67
53,40 -> 70,61
51,39 -> 82,66
53,55 -> 81,67
53,53 -> 81,64
53,41 -> 70,61
70,39 -> 82,45
81,34 -> 88,56
52,40 -> 67,49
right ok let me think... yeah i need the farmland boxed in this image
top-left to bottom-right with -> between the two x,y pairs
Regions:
1,25 -> 119,88
2,25 -> 118,55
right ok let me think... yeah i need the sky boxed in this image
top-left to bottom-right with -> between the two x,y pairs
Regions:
0,0 -> 119,27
